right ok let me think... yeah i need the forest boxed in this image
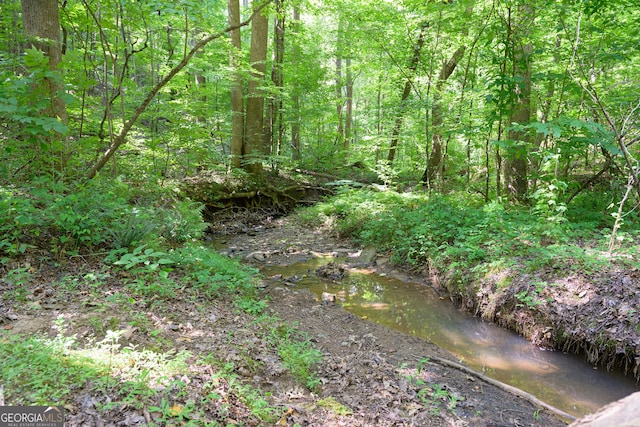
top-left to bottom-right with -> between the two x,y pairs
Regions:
1,0 -> 639,425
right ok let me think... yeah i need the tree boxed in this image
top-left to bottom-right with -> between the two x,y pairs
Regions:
266,0 -> 286,160
423,45 -> 465,188
244,0 -> 269,174
504,4 -> 534,201
20,0 -> 68,171
86,3 -> 269,179
229,0 -> 244,169
289,3 -> 302,161
386,22 -> 428,164
334,12 -> 345,150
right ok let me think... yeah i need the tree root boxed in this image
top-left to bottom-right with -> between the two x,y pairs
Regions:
413,354 -> 577,423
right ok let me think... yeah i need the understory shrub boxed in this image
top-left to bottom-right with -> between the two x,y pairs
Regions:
0,178 -> 208,258
300,188 -> 640,287
171,245 -> 257,298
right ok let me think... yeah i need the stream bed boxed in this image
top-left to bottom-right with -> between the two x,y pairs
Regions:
261,258 -> 640,418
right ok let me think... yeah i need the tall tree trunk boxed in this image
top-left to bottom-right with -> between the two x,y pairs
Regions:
335,14 -> 344,149
290,4 -> 301,161
228,0 -> 244,168
387,22 -> 428,164
423,45 -> 466,188
244,0 -> 269,174
268,0 -> 285,158
21,0 -> 68,171
504,5 -> 534,201
344,57 -> 353,154
85,5 -> 267,179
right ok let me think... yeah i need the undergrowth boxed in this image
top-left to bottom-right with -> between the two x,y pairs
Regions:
297,188 -> 640,294
0,178 -> 322,424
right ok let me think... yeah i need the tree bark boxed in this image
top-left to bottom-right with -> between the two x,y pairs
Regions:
344,57 -> 353,153
290,4 -> 301,161
504,5 -> 534,201
21,0 -> 68,171
505,47 -> 532,200
244,0 -> 269,174
387,22 -> 428,164
268,0 -> 285,158
228,0 -> 244,168
335,14 -> 345,149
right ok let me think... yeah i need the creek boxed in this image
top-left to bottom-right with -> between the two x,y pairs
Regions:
260,258 -> 640,418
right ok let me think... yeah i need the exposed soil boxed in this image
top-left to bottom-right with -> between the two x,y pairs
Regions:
0,211 -> 574,427
473,266 -> 640,375
220,215 -> 573,426
193,170 -> 640,384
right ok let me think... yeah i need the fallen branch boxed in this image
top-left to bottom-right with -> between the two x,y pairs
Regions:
293,168 -> 344,180
565,160 -> 611,205
414,354 -> 577,423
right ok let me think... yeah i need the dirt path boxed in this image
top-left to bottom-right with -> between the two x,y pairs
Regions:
223,217 -> 571,426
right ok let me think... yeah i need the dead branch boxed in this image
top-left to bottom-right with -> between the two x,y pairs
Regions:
417,354 -> 577,423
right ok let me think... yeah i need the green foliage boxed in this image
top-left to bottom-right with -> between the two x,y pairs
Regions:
157,200 -> 209,245
1,266 -> 33,301
0,178 -> 132,255
171,245 -> 257,298
112,245 -> 174,272
46,191 -> 113,251
234,296 -> 267,315
109,245 -> 178,298
0,188 -> 41,258
0,49 -> 69,137
0,49 -> 70,180
110,208 -> 157,249
0,316 -> 103,405
0,314 -> 196,408
406,362 -> 463,416
515,281 -> 549,309
0,334 -> 100,405
0,178 -> 208,257
269,323 -> 322,390
301,188 -> 640,297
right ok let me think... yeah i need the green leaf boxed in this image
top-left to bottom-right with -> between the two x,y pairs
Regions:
24,47 -> 48,68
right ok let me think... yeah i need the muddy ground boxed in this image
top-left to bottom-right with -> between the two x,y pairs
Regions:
0,212 -> 577,427
221,215 -> 574,426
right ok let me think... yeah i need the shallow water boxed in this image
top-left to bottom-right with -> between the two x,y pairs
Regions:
261,260 -> 640,417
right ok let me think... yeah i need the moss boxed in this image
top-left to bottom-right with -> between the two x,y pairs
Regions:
315,396 -> 353,416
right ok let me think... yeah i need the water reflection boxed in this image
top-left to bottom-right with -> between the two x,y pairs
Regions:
261,262 -> 640,417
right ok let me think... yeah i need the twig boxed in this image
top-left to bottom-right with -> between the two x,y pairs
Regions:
565,161 -> 610,205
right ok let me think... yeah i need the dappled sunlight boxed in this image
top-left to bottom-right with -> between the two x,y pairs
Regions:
551,276 -> 597,307
358,302 -> 390,310
1,319 -> 188,404
472,352 -> 558,376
